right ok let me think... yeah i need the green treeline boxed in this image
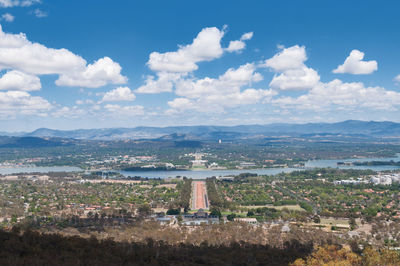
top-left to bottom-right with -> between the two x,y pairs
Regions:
206,178 -> 227,209
179,178 -> 192,211
353,160 -> 400,166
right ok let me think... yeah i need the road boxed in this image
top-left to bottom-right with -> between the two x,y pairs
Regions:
191,181 -> 209,210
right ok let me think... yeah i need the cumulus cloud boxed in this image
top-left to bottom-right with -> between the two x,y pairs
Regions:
266,45 -> 400,114
268,67 -> 320,91
52,106 -> 86,119
175,63 -> 262,98
0,25 -> 127,88
394,74 -> 400,83
138,27 -> 254,94
0,0 -> 40,8
333,50 -> 377,74
104,104 -> 145,116
225,32 -> 253,53
167,63 -> 275,113
167,98 -> 193,112
147,27 -> 225,73
263,45 -> 307,71
135,72 -> 180,94
0,90 -> 51,117
263,45 -> 320,90
0,70 -> 41,91
1,13 -> 14,22
55,57 -> 127,88
101,87 -> 135,102
273,79 -> 400,111
138,27 -> 263,113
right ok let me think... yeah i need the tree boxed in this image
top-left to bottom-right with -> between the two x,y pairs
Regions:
247,210 -> 255,217
227,213 -> 236,221
166,208 -> 180,215
349,217 -> 357,230
363,247 -> 400,266
210,207 -> 221,218
291,245 -> 362,265
137,204 -> 152,218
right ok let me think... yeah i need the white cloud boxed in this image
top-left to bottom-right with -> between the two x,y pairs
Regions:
104,104 -> 145,116
333,49 -> 377,74
263,45 -> 307,71
167,98 -> 193,112
0,90 -> 51,117
225,32 -> 253,53
394,74 -> 400,83
175,63 -> 262,98
273,79 -> 400,111
146,27 -> 253,74
101,87 -> 135,102
168,63 -> 275,113
33,8 -> 46,18
226,40 -> 246,53
137,27 -> 254,94
147,27 -> 225,73
52,106 -> 86,119
0,0 -> 40,8
75,99 -> 94,105
268,67 -> 320,91
55,57 -> 127,88
1,13 -> 14,22
266,45 -> 400,114
135,72 -> 180,94
263,45 -> 320,90
0,25 -> 127,88
0,70 -> 41,91
240,32 -> 253,41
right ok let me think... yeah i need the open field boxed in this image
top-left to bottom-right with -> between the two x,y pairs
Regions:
320,218 -> 350,227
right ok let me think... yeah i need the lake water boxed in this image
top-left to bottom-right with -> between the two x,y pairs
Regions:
1,154 -> 399,178
305,154 -> 400,171
119,167 -> 300,179
0,166 -> 82,175
120,154 -> 400,179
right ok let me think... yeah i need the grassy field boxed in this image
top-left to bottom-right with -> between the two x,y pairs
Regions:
320,218 -> 350,227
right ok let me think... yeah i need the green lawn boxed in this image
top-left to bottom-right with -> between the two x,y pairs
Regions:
240,204 -> 306,212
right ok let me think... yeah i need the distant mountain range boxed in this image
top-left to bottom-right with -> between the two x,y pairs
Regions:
1,120 -> 400,141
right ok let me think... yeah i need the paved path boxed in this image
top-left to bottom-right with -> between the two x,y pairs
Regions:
191,181 -> 209,210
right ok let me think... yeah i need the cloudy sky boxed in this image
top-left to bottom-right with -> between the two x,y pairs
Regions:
1,0 -> 400,131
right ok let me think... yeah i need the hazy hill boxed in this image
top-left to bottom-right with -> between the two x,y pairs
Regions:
2,120 -> 400,141
0,136 -> 74,148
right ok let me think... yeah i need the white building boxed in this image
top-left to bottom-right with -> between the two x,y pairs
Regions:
370,174 -> 400,185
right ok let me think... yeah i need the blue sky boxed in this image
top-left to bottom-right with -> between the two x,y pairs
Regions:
1,0 -> 400,131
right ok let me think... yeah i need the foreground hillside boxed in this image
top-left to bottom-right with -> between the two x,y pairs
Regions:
1,229 -> 399,265
1,229 -> 311,266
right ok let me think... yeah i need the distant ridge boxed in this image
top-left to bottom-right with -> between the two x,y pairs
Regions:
0,136 -> 73,148
2,120 -> 400,141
